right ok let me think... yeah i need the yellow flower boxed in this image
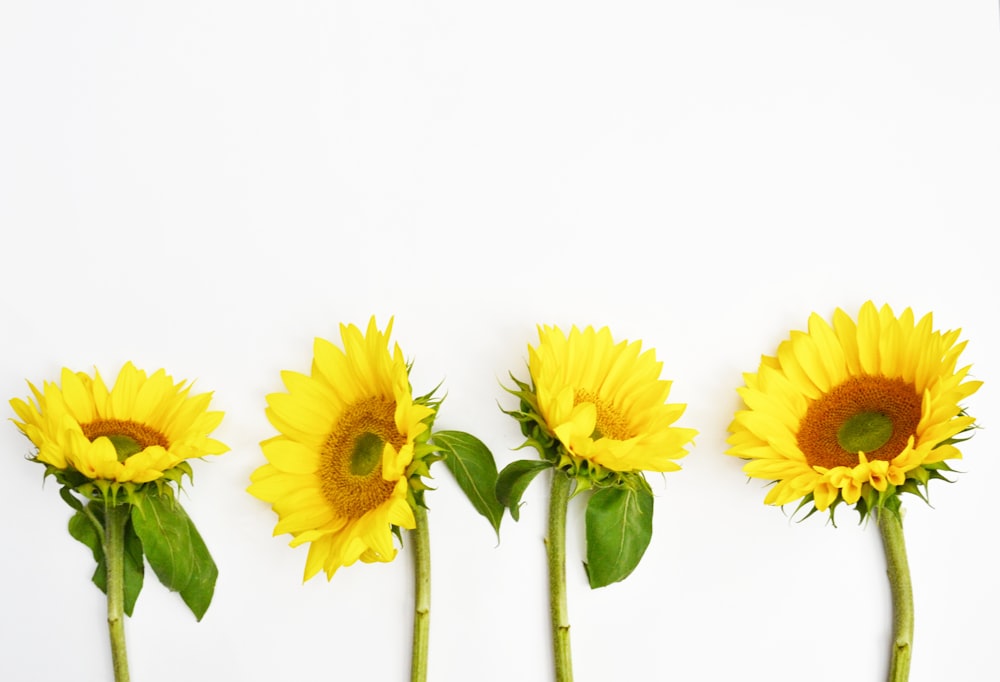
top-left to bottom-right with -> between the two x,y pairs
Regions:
10,362 -> 227,484
528,325 -> 697,474
728,302 -> 981,512
248,317 -> 435,581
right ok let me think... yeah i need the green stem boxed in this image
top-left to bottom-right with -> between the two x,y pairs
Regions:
548,470 -> 573,682
104,501 -> 131,682
410,504 -> 431,682
877,506 -> 913,682
83,502 -> 107,545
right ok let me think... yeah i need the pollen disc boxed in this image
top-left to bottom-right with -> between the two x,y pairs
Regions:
796,376 -> 922,469
319,397 -> 403,519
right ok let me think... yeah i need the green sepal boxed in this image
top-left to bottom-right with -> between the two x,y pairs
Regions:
59,486 -> 85,513
500,373 -> 561,464
402,380 -> 443,510
40,460 -> 195,508
583,476 -> 653,589
130,491 -> 218,621
158,461 -> 194,488
791,493 -> 827,524
405,442 -> 444,509
791,456 -> 966,525
881,492 -> 903,515
68,503 -> 145,616
406,441 -> 445,490
433,430 -> 503,536
412,380 -> 445,412
496,459 -> 553,522
895,478 -> 928,503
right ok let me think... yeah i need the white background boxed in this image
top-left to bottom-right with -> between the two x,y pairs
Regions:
1,2 -> 998,681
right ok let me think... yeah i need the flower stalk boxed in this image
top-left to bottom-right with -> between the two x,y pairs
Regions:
104,501 -> 131,682
410,504 -> 431,682
547,470 -> 573,682
877,506 -> 913,682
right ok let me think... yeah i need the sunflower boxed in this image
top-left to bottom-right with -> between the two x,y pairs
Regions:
728,302 -> 981,513
248,317 -> 436,581
528,325 -> 697,475
10,362 -> 227,484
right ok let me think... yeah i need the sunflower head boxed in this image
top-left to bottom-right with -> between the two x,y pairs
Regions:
728,302 -> 981,521
10,362 -> 228,501
248,317 -> 439,581
506,325 -> 696,487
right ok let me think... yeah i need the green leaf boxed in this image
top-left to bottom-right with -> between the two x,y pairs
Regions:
434,430 -> 504,535
121,519 -> 145,616
69,506 -> 104,565
68,504 -> 145,616
68,505 -> 113,599
496,459 -> 552,522
584,484 -> 653,589
131,493 -> 218,621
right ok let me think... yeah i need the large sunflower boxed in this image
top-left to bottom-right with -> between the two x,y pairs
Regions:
528,325 -> 697,474
10,362 -> 227,484
728,302 -> 980,512
248,317 -> 436,581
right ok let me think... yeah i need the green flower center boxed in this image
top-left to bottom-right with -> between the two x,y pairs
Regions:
108,435 -> 143,462
350,432 -> 385,476
837,411 -> 894,453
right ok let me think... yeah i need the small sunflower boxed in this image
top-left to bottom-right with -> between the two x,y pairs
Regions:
501,324 -> 698,675
728,301 -> 981,514
248,317 -> 437,581
10,362 -> 227,485
526,324 -> 697,476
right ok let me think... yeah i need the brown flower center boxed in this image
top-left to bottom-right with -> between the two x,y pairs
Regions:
796,376 -> 922,469
81,419 -> 169,461
574,390 -> 631,440
318,396 -> 405,519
